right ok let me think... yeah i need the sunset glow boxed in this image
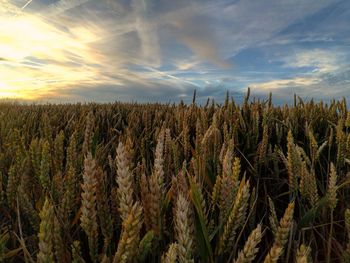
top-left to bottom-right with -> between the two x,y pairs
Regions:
0,7 -> 105,100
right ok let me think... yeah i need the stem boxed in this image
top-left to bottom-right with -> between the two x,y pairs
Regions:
327,210 -> 334,263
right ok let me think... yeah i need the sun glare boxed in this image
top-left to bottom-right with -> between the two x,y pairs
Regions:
0,11 -> 101,100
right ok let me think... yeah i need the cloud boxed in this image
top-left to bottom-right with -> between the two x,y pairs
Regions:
45,0 -> 91,14
132,0 -> 161,67
246,46 -> 350,104
0,0 -> 20,14
33,79 -> 244,105
162,8 -> 231,68
250,68 -> 350,105
281,49 -> 344,73
251,77 -> 319,91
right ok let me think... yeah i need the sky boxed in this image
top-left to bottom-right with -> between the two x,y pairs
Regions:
0,0 -> 349,104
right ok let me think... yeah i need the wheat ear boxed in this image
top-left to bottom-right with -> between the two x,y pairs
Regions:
327,163 -> 338,210
264,202 -> 294,263
235,224 -> 263,263
162,243 -> 178,263
80,153 -> 98,263
113,202 -> 143,263
295,244 -> 312,263
37,198 -> 54,263
116,142 -> 135,221
175,193 -> 194,263
219,178 -> 250,255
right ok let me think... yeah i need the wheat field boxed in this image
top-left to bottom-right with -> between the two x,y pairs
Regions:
1,91 -> 350,262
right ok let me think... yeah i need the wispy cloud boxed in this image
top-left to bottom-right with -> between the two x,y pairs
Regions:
45,0 -> 91,14
281,49 -> 345,73
249,47 -> 350,104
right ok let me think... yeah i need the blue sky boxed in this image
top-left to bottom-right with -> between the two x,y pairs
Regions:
0,0 -> 349,104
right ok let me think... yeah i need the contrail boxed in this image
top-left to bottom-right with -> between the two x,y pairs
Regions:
21,0 -> 33,10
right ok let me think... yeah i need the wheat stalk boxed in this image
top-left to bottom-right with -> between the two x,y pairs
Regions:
268,197 -> 278,236
286,131 -> 301,192
344,209 -> 350,261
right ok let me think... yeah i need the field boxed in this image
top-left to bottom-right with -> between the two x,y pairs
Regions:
1,91 -> 350,262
